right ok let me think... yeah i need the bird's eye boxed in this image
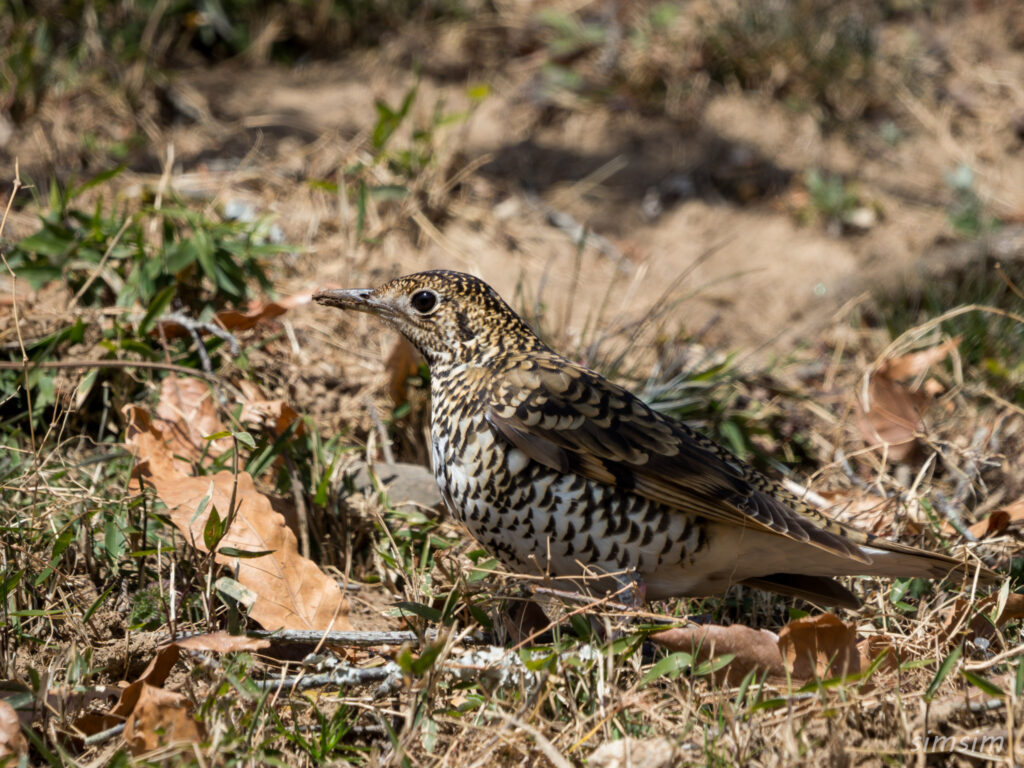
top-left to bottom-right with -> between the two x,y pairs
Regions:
410,290 -> 438,314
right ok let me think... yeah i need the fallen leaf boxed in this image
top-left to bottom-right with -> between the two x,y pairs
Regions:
941,597 -> 1000,651
819,490 -> 922,538
650,623 -> 785,685
942,497 -> 1024,539
0,700 -> 27,760
124,404 -> 351,631
175,631 -> 271,653
154,376 -> 232,468
79,631 -> 273,742
880,338 -> 960,382
154,292 -> 313,339
855,372 -> 924,462
123,684 -> 203,755
778,614 -> 860,679
238,380 -> 302,437
856,634 -> 901,674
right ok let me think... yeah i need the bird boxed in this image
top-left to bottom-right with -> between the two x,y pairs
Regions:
314,270 -> 995,609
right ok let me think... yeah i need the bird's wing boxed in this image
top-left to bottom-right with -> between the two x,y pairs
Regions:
486,355 -> 872,562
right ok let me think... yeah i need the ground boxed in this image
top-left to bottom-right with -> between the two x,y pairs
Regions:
2,1 -> 1024,765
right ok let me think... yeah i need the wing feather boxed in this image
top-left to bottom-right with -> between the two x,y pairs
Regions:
487,355 -> 870,562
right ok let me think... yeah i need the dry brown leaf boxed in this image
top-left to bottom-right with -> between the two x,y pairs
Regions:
123,684 -> 203,755
175,631 -> 271,653
819,490 -> 922,537
942,497 -> 1024,539
0,700 -> 27,760
880,338 -> 960,382
650,623 -> 785,685
999,593 -> 1024,624
778,614 -> 860,679
855,372 -> 924,462
155,291 -> 313,339
124,404 -> 351,631
154,376 -> 232,468
856,634 -> 902,674
941,597 -> 1000,651
238,379 -> 303,437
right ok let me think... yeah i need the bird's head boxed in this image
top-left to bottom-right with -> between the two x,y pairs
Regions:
314,270 -> 544,366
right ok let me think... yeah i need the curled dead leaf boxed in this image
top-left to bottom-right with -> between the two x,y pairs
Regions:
238,380 -> 303,437
124,403 -> 351,631
942,497 -> 1024,539
154,376 -> 232,469
652,614 -> 863,684
779,613 -> 861,679
155,292 -> 313,339
123,684 -> 203,755
650,623 -> 785,686
880,338 -> 960,382
819,490 -> 922,538
855,372 -> 924,462
175,631 -> 271,653
941,597 -> 1000,652
856,634 -> 901,674
0,700 -> 27,759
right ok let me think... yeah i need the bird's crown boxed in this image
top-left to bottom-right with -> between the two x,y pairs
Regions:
314,270 -> 545,365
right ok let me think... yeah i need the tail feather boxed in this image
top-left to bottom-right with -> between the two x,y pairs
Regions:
741,574 -> 861,609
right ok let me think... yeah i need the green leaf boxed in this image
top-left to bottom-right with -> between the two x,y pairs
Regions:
962,669 -> 1006,697
218,546 -> 274,559
641,652 -> 693,685
693,653 -> 735,677
34,527 -> 74,586
368,185 -> 409,201
70,164 -> 126,198
372,86 -> 417,150
233,431 -> 256,450
925,645 -> 962,702
139,284 -> 176,335
394,601 -> 442,623
11,265 -> 62,290
410,642 -> 444,676
83,583 -> 116,622
204,506 -> 224,551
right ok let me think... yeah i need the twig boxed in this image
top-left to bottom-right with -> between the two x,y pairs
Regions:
72,217 -> 133,303
244,629 -> 491,646
253,663 -> 399,692
0,359 -> 225,382
83,722 -> 125,747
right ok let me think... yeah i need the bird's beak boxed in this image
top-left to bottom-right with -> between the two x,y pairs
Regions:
313,288 -> 387,315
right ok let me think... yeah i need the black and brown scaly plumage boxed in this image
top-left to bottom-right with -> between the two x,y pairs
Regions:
315,270 -> 995,608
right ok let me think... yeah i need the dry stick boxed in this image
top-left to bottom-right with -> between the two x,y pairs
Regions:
995,262 -> 1024,303
243,628 -> 490,646
71,217 -> 133,303
0,359 -> 226,382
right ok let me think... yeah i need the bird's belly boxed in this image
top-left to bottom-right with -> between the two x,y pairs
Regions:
432,420 -> 706,589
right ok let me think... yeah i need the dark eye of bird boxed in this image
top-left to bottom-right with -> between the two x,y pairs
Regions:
410,290 -> 438,314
